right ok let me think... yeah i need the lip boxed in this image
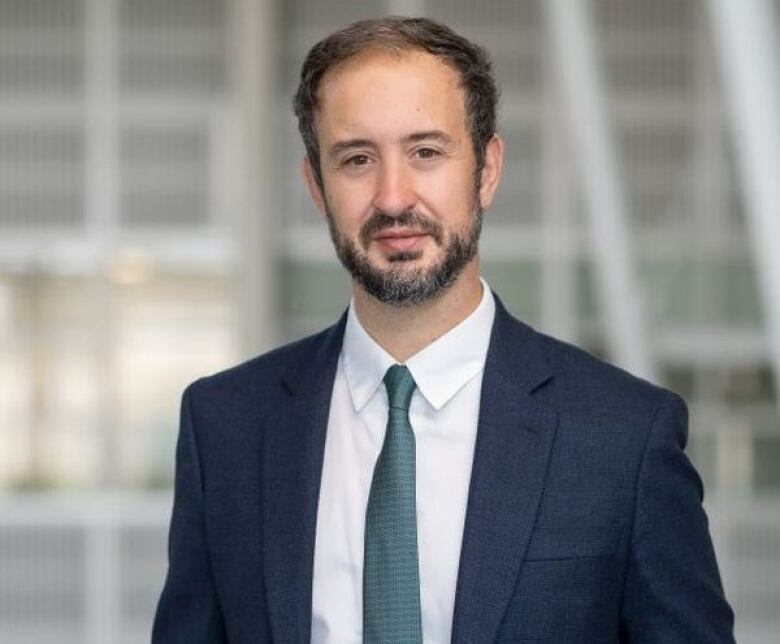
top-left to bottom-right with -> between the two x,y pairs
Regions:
373,230 -> 429,253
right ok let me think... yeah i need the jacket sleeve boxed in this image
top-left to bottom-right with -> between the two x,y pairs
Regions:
152,383 -> 228,643
619,392 -> 735,643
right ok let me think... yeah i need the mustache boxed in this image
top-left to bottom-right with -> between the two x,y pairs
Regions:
359,210 -> 444,249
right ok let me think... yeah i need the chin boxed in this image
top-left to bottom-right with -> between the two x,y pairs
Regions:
386,250 -> 425,263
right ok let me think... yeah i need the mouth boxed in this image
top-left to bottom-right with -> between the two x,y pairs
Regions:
372,229 -> 430,253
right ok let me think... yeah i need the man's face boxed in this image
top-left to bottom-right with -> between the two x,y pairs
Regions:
303,49 -> 501,306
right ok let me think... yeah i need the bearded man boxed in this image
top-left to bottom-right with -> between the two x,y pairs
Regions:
153,16 -> 735,644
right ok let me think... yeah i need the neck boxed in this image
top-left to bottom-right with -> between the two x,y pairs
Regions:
351,260 -> 483,363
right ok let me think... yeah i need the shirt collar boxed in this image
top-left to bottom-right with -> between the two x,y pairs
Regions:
341,279 -> 496,412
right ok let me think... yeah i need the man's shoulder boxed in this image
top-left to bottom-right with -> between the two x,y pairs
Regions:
499,307 -> 680,418
544,329 -> 667,396
185,319 -> 343,406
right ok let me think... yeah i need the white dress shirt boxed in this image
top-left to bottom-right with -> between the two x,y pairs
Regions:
311,280 -> 496,644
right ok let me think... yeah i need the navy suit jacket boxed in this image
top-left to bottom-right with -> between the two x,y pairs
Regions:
152,296 -> 735,643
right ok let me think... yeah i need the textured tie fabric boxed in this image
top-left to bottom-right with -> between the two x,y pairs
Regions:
363,364 -> 423,644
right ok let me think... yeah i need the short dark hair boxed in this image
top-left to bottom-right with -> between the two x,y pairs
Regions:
293,16 -> 499,188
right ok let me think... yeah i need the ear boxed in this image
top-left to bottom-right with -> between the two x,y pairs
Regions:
478,134 -> 504,211
301,156 -> 327,216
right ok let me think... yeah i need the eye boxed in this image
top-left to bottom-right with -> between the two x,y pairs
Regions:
414,147 -> 442,161
343,154 -> 371,167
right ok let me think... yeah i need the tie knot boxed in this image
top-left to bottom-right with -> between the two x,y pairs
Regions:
383,364 -> 416,412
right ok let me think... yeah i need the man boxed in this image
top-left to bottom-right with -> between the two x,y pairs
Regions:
153,16 -> 735,644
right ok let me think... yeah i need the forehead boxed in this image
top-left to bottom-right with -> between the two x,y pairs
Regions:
314,49 -> 467,139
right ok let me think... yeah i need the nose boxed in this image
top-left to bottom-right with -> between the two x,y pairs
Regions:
371,157 -> 417,215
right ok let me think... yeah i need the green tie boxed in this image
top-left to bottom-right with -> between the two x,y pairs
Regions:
363,364 -> 423,643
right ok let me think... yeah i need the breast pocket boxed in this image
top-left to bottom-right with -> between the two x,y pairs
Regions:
496,548 -> 623,644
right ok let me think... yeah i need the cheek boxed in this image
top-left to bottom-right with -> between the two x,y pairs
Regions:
419,162 -> 476,210
326,198 -> 374,243
324,184 -> 362,223
422,180 -> 474,223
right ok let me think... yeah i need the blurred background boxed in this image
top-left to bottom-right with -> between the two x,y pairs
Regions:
0,0 -> 778,642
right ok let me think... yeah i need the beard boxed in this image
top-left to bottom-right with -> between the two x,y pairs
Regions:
324,194 -> 483,307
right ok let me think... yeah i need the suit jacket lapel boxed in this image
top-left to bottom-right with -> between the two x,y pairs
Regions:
452,298 -> 558,644
262,315 -> 346,644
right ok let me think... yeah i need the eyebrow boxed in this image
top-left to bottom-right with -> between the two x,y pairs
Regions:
328,138 -> 377,159
402,130 -> 456,147
327,130 -> 457,160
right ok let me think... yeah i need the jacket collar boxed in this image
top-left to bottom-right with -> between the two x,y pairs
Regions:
264,315 -> 346,644
341,281 -> 496,412
451,295 -> 557,644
